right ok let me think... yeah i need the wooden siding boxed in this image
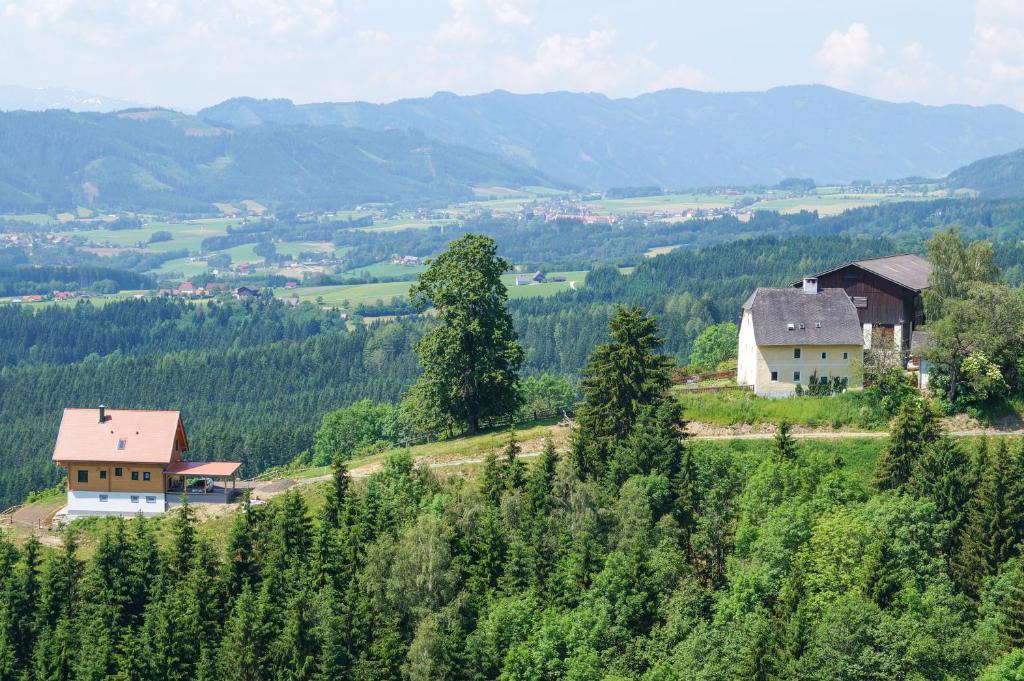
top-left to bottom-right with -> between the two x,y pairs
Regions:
63,463 -> 166,493
813,265 -> 924,350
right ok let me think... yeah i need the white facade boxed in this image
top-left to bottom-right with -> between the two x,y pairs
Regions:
66,490 -> 166,517
736,309 -> 759,387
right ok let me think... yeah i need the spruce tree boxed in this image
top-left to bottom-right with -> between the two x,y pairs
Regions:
571,305 -> 673,478
217,586 -> 263,681
773,420 -> 799,464
999,562 -> 1024,649
526,439 -> 558,522
874,397 -> 940,491
480,453 -> 504,509
955,438 -> 1024,598
167,500 -> 196,581
502,428 -> 526,493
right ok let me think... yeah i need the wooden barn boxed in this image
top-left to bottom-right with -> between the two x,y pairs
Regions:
794,254 -> 932,352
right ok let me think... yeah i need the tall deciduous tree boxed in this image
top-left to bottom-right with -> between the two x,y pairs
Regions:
923,226 -> 999,322
406,234 -> 524,435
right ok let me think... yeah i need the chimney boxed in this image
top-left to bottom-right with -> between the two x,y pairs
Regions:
98,404 -> 106,423
802,277 -> 818,294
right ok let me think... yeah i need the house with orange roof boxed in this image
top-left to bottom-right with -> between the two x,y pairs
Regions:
52,406 -> 241,517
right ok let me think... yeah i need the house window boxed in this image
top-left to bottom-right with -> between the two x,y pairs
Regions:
852,296 -> 868,308
77,470 -> 88,483
770,371 -> 779,382
99,470 -> 107,479
99,494 -> 108,503
821,352 -> 827,359
145,496 -> 156,504
841,377 -> 849,386
117,439 -> 126,450
793,371 -> 801,382
843,352 -> 849,360
130,495 -> 139,503
115,467 -> 123,477
131,471 -> 139,481
143,472 -> 151,481
793,348 -> 802,359
819,376 -> 828,385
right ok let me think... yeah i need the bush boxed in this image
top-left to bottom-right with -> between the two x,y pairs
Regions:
148,230 -> 173,243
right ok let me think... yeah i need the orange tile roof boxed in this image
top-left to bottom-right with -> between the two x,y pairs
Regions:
52,408 -> 187,464
163,461 -> 241,477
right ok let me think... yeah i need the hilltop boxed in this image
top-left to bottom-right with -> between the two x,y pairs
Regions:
0,109 -> 555,213
200,85 -> 1024,188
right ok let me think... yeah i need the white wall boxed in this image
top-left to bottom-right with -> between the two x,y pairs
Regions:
736,310 -> 758,386
67,490 -> 166,517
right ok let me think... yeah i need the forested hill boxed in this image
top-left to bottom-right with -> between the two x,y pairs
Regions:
199,85 -> 1024,188
948,146 -> 1024,198
0,109 -> 554,213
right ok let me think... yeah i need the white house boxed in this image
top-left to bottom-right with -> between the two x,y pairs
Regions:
737,279 -> 865,397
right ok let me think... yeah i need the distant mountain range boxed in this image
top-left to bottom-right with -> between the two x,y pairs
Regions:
0,109 -> 553,213
948,147 -> 1024,198
199,85 -> 1024,189
0,85 -> 144,113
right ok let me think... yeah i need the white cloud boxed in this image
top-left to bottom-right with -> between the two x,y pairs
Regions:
965,0 -> 1024,108
435,0 -> 533,44
815,23 -> 884,88
496,29 -> 710,96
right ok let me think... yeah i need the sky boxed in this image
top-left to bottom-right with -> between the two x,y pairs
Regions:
0,0 -> 1021,112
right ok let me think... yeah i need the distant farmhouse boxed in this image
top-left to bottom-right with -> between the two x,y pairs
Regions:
738,254 -> 933,396
52,407 -> 240,518
516,271 -> 545,286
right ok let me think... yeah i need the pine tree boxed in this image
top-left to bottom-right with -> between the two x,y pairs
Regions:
999,562 -> 1024,648
221,493 -> 258,600
773,421 -> 799,464
874,398 -> 940,490
526,439 -> 558,521
217,586 -> 264,681
908,434 -> 972,555
271,587 -> 317,681
673,447 -> 699,563
167,500 -> 196,581
955,438 -> 1024,598
611,400 -> 684,484
502,428 -> 526,493
570,305 -> 673,479
480,453 -> 504,508
323,456 -> 353,532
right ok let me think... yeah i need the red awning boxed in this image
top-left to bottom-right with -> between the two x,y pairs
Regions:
163,461 -> 241,477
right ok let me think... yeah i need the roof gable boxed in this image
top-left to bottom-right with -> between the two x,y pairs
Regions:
52,408 -> 187,464
802,254 -> 932,292
745,287 -> 863,346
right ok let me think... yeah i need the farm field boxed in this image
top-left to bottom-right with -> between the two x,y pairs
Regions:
344,261 -> 428,278
751,193 -> 925,215
587,193 -> 742,214
276,270 -> 590,310
54,217 -> 239,253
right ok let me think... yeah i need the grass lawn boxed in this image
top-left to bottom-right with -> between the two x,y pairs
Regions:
274,241 -> 336,257
55,217 -> 238,254
344,261 -> 428,278
503,271 -> 587,298
675,389 -> 887,430
275,281 -> 414,308
151,256 -> 211,278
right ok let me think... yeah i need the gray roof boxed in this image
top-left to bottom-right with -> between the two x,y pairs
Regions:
853,254 -> 932,291
744,287 -> 863,346
803,254 -> 932,292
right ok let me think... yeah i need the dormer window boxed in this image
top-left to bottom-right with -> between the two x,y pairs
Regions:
117,439 -> 127,450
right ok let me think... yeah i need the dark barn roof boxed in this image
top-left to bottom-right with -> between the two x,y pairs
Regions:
798,254 -> 933,292
743,288 -> 863,346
